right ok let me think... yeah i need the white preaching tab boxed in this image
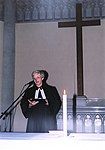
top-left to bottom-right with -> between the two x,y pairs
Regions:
63,90 -> 67,136
35,88 -> 46,99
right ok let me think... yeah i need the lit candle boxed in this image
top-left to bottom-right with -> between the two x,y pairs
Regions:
63,89 -> 67,136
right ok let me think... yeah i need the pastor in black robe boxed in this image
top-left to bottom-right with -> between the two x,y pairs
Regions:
20,82 -> 62,133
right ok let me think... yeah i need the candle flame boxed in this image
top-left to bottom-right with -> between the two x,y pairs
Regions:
63,89 -> 66,95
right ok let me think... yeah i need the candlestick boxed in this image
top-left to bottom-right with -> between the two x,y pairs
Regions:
63,90 -> 67,136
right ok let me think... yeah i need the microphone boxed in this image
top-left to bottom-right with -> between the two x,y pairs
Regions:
24,80 -> 34,86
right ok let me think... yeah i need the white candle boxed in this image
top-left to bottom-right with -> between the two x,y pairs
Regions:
63,89 -> 67,136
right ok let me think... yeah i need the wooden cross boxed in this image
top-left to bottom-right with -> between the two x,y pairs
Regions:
58,3 -> 101,96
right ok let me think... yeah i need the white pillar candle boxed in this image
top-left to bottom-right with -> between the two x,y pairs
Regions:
63,90 -> 67,136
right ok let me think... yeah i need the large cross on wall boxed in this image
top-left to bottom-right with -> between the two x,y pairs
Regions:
58,3 -> 101,96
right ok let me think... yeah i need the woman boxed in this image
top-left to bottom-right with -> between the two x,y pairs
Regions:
20,70 -> 62,133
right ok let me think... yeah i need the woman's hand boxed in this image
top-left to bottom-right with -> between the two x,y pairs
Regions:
45,99 -> 49,106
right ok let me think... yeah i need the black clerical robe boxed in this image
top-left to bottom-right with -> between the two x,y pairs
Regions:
20,83 -> 62,133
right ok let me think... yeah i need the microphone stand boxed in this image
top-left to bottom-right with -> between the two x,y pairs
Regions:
0,83 -> 32,132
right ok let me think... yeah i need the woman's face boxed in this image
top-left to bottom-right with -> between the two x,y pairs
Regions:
33,72 -> 44,87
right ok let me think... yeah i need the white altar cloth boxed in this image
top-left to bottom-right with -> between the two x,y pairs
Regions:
0,132 -> 105,150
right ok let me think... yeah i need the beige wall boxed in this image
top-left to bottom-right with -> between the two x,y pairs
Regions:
15,21 -> 105,98
15,22 -> 76,97
84,20 -> 105,97
14,22 -> 76,131
0,20 -> 105,131
13,20 -> 105,131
